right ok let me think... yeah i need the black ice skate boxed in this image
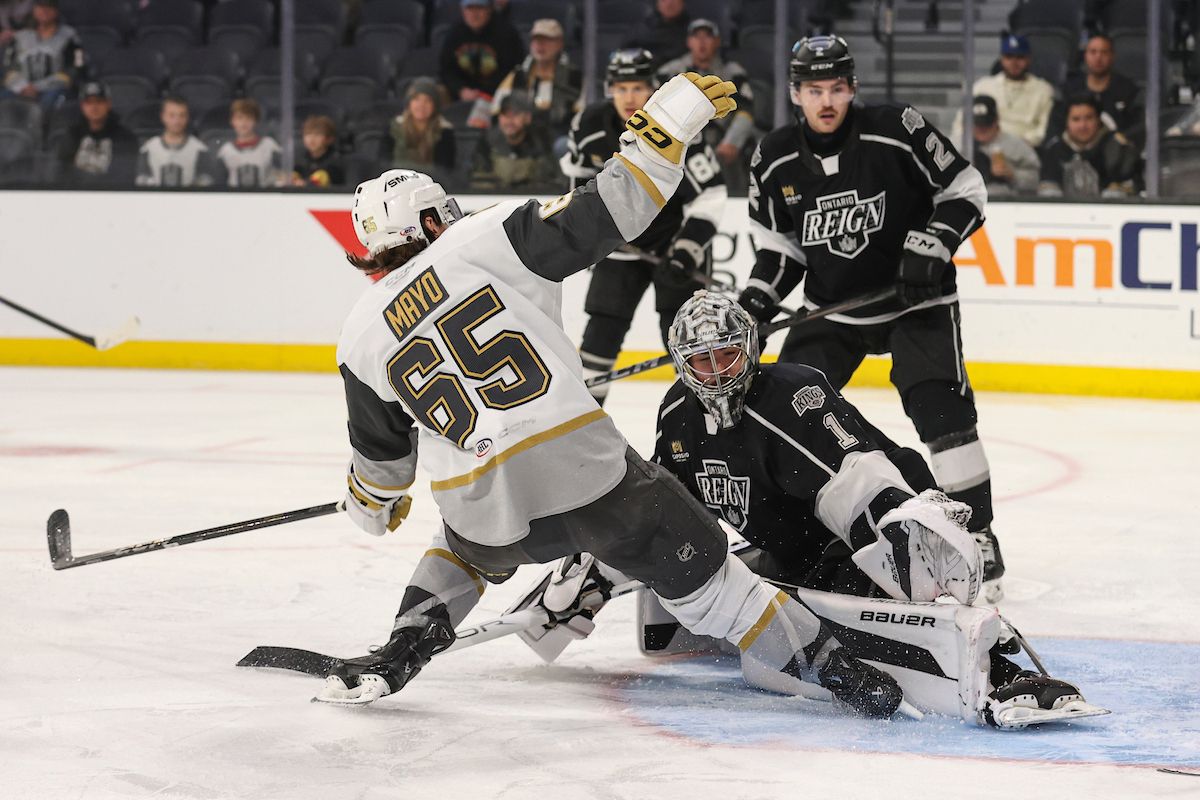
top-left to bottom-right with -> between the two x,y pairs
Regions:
315,616 -> 456,705
980,671 -> 1110,730
817,647 -> 904,719
973,526 -> 1005,603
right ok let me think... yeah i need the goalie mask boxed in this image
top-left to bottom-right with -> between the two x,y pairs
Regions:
352,169 -> 463,257
668,291 -> 760,429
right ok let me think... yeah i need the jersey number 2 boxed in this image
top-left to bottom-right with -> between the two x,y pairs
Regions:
386,286 -> 552,448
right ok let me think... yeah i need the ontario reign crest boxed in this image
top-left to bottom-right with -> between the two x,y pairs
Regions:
694,459 -> 751,531
801,189 -> 886,259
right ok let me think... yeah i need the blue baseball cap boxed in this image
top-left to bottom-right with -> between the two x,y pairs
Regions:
1000,33 -> 1030,56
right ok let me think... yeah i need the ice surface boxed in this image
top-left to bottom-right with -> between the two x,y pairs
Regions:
2,367 -> 1198,799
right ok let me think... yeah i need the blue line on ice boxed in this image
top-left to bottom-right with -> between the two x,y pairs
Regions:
615,638 -> 1200,767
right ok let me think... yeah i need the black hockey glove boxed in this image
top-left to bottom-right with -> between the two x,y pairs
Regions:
661,239 -> 705,288
897,229 -> 952,307
737,285 -> 779,324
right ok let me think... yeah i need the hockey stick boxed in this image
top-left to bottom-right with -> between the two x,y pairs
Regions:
614,245 -> 740,294
236,580 -> 645,676
46,502 -> 341,570
0,294 -> 140,351
584,287 -> 897,388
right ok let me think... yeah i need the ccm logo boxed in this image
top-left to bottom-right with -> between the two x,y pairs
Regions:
860,610 -> 936,628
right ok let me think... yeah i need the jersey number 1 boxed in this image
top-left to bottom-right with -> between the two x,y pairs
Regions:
822,412 -> 859,449
386,286 -> 552,448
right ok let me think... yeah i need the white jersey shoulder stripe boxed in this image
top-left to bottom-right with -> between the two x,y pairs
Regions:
659,394 -> 686,421
745,407 -> 835,478
760,151 -> 800,183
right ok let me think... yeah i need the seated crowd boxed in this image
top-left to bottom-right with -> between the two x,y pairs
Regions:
0,0 -> 1194,198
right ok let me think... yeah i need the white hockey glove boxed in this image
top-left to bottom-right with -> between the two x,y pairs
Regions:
851,489 -> 982,605
343,463 -> 412,536
623,72 -> 737,168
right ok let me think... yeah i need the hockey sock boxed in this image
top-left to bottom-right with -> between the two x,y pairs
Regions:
926,427 -> 994,529
580,350 -> 617,404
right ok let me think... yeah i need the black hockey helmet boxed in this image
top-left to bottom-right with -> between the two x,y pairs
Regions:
789,35 -> 856,87
606,48 -> 656,87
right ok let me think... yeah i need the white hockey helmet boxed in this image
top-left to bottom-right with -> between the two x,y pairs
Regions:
351,169 -> 463,257
668,290 -> 760,429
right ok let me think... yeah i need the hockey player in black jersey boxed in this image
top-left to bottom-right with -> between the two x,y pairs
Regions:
562,48 -> 728,405
737,36 -> 1005,601
641,291 -> 1104,729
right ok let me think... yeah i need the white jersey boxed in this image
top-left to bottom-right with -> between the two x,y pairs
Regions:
337,138 -> 685,546
136,135 -> 216,188
217,136 -> 281,188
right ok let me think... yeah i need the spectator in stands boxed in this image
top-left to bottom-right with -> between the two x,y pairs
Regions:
136,95 -> 219,187
1052,34 -> 1141,142
490,18 -> 582,140
1038,94 -> 1140,198
970,95 -> 1039,197
439,0 -> 524,103
216,98 -> 281,188
657,18 -> 754,167
955,33 -> 1054,149
470,92 -> 557,191
1,0 -> 79,112
55,80 -> 137,186
0,0 -> 33,46
381,77 -> 456,180
624,0 -> 690,69
292,114 -> 344,188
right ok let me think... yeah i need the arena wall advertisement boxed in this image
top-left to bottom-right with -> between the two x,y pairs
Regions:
0,191 -> 1197,399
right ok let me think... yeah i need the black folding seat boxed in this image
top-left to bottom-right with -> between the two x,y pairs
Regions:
0,128 -> 36,183
318,48 -> 390,114
0,97 -> 43,147
358,0 -> 426,42
135,0 -> 204,45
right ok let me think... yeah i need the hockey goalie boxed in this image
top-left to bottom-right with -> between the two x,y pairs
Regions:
508,292 -> 1108,731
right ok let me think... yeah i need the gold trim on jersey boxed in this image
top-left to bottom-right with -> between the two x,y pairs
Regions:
429,408 -> 609,492
615,153 -> 666,209
738,590 -> 790,653
425,547 -> 485,596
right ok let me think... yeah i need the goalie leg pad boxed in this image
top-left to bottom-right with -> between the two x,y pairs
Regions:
794,587 -> 999,722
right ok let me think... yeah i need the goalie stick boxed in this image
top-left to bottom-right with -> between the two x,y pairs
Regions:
46,502 -> 341,570
584,287 -> 897,387
0,294 -> 140,351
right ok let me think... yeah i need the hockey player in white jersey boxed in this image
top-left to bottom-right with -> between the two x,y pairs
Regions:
322,72 -> 910,718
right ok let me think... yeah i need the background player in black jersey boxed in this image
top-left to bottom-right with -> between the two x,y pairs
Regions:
642,291 -> 1101,728
561,48 -> 727,405
736,36 -> 1005,601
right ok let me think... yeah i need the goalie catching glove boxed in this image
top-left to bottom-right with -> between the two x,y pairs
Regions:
851,489 -> 982,604
343,462 -> 412,536
623,72 -> 737,168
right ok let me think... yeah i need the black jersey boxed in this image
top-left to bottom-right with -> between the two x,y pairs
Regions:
561,100 -> 726,256
747,104 -> 986,323
653,363 -> 936,576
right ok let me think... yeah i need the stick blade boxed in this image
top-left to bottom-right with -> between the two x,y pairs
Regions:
46,508 -> 73,568
237,646 -> 340,677
93,316 -> 140,351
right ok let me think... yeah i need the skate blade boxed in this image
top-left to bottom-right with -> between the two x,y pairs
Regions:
990,700 -> 1111,730
311,675 -> 390,706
